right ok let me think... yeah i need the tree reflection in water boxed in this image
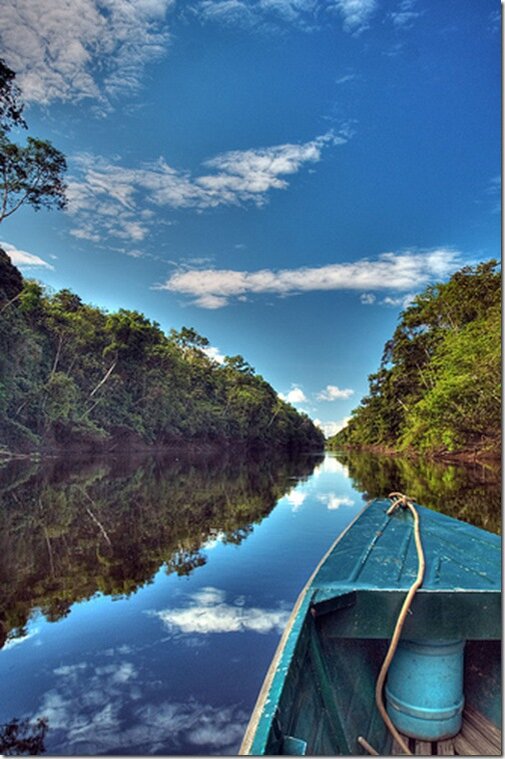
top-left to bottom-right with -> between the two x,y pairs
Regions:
0,718 -> 48,756
0,449 -> 323,650
334,449 -> 500,535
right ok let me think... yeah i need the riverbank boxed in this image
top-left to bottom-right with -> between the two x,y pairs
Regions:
1,433 -> 325,462
328,442 -> 501,465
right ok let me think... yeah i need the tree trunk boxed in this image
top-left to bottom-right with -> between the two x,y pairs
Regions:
89,361 -> 116,398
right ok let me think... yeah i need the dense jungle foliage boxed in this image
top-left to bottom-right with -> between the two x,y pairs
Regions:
0,249 -> 323,453
329,260 -> 501,457
0,449 -> 323,648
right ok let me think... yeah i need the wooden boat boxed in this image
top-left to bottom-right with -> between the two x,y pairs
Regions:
240,496 -> 501,756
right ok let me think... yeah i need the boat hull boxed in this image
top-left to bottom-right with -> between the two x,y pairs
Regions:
240,499 -> 501,756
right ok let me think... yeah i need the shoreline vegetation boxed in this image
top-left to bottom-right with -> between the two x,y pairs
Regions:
328,260 -> 500,464
327,443 -> 500,465
0,249 -> 324,457
0,439 -> 324,461
0,248 -> 499,463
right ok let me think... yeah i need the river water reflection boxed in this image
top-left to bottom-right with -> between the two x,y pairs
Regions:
0,449 -> 500,755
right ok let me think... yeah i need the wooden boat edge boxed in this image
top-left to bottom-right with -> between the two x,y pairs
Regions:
239,499 -> 372,755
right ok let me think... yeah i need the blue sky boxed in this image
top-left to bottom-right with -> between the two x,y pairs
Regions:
1,0 -> 500,436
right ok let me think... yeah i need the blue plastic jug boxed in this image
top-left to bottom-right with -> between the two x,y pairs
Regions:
385,639 -> 465,741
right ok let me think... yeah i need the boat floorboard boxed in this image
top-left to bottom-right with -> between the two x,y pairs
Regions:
390,708 -> 500,756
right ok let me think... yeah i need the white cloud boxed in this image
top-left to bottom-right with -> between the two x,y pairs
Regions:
314,417 -> 351,438
192,0 -> 375,34
390,10 -> 419,28
330,0 -> 377,33
1,241 -> 54,270
191,294 -> 230,309
160,248 -> 461,308
360,292 -> 376,305
192,1 -> 260,30
381,292 -> 416,308
362,290 -> 416,309
389,0 -> 421,29
153,587 -> 290,634
198,131 -> 342,204
279,386 -> 307,404
486,176 -> 501,194
317,384 -> 354,401
485,175 -> 501,215
202,345 -> 227,364
488,9 -> 501,34
317,492 -> 354,509
1,0 -> 174,109
336,72 -> 358,85
67,131 -> 344,243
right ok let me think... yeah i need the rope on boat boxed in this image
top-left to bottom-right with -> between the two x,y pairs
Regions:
357,735 -> 380,755
359,492 -> 426,757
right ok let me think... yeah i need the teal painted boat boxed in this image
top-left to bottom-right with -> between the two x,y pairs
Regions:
240,497 -> 501,756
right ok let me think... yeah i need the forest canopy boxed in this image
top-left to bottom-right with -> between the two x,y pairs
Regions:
328,260 -> 501,458
0,249 -> 323,453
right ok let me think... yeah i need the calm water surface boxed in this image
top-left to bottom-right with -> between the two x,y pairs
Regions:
0,450 -> 499,755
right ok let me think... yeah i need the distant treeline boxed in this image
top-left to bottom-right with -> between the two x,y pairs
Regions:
328,260 -> 500,458
0,249 -> 323,453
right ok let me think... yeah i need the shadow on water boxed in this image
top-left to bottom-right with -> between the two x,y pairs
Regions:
0,449 -> 323,652
334,449 -> 501,535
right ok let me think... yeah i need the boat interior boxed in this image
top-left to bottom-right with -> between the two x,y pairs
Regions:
246,502 -> 501,757
265,616 -> 501,756
390,703 -> 501,756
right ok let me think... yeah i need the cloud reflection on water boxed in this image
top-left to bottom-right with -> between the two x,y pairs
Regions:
3,628 -> 39,650
284,489 -> 307,510
33,657 -> 247,754
317,493 -> 355,510
153,587 -> 290,635
313,456 -> 350,477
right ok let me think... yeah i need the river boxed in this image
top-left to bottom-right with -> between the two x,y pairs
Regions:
0,449 -> 499,755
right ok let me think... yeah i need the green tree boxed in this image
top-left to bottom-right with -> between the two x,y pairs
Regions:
0,59 -> 26,132
0,136 -> 67,223
329,260 -> 501,458
0,256 -> 324,453
0,59 -> 67,224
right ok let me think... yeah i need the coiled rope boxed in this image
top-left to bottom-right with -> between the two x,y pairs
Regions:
358,492 -> 425,756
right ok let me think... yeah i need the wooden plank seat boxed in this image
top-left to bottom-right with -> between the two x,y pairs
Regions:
389,708 -> 501,756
